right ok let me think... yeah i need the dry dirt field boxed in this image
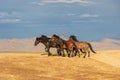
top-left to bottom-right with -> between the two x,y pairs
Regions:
0,50 -> 120,80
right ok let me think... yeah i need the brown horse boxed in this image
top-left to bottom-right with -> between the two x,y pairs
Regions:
51,34 -> 78,57
69,35 -> 96,58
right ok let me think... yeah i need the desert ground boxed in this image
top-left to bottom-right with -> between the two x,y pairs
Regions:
0,50 -> 120,80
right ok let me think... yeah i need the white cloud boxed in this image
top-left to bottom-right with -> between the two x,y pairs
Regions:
0,19 -> 21,23
66,13 -> 100,18
31,2 -> 45,6
32,0 -> 95,6
72,19 -> 101,23
80,14 -> 100,18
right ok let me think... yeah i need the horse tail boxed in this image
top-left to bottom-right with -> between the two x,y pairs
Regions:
88,42 -> 96,53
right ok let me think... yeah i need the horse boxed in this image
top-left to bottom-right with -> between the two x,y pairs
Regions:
50,34 -> 72,57
34,35 -> 62,56
58,39 -> 76,57
69,35 -> 96,58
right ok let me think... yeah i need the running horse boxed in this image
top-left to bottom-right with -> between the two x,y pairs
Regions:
51,34 -> 78,57
69,35 -> 96,58
34,35 -> 62,56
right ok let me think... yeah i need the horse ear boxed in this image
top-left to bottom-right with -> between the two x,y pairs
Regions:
70,35 -> 76,38
53,34 -> 56,36
41,35 -> 47,38
52,34 -> 59,38
70,35 -> 73,38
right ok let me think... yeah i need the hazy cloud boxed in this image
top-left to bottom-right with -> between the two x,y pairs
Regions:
69,13 -> 100,23
0,12 -> 22,23
0,18 -> 21,23
31,0 -> 95,6
0,12 -> 21,18
0,12 -> 9,18
67,13 -> 76,16
80,14 -> 100,18
72,19 -> 100,23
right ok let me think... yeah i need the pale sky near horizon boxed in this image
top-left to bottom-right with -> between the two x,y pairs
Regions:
0,0 -> 120,41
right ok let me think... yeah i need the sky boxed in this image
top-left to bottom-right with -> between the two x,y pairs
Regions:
0,0 -> 120,41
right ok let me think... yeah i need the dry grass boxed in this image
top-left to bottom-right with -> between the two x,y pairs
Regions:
0,50 -> 120,80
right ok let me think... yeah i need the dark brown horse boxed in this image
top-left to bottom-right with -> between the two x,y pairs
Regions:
50,34 -> 70,57
34,35 -> 62,56
51,34 -> 78,57
62,39 -> 80,57
69,35 -> 96,58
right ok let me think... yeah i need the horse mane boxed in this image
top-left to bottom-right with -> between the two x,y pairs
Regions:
41,35 -> 48,38
36,36 -> 41,40
52,34 -> 60,39
36,35 -> 47,40
69,35 -> 79,42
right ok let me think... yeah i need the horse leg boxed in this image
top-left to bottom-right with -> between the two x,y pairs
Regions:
73,48 -> 78,56
65,48 -> 71,57
78,50 -> 81,57
45,47 -> 47,52
74,49 -> 80,57
88,50 -> 90,57
71,50 -> 74,57
61,48 -> 65,57
80,49 -> 85,53
74,50 -> 77,56
57,48 -> 61,56
47,47 -> 52,56
83,50 -> 87,58
83,52 -> 86,58
63,50 -> 65,57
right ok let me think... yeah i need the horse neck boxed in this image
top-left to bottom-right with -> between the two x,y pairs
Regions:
68,38 -> 75,42
41,38 -> 49,47
69,37 -> 79,42
38,41 -> 46,47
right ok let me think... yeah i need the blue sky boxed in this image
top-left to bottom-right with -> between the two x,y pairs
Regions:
0,0 -> 120,41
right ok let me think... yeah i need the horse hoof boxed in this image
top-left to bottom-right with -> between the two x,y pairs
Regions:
62,55 -> 65,57
68,54 -> 71,57
83,56 -> 86,58
48,54 -> 52,56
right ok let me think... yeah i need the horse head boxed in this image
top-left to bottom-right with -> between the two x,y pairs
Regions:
34,37 -> 41,46
35,35 -> 50,46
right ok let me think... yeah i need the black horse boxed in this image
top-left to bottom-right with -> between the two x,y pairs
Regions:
34,35 -> 64,56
